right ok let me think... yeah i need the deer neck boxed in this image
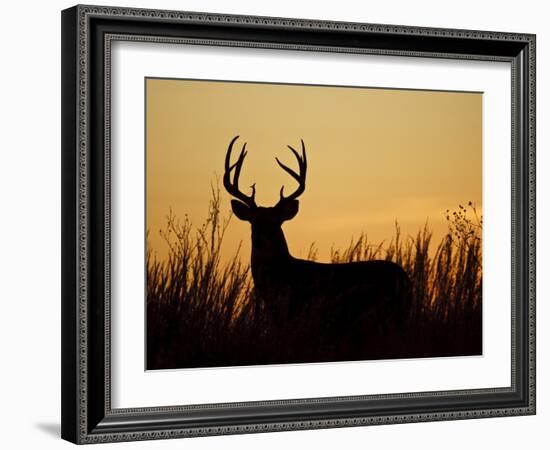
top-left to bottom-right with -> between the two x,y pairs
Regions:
250,226 -> 292,284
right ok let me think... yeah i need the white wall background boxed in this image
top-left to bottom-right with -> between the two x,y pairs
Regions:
0,0 -> 545,448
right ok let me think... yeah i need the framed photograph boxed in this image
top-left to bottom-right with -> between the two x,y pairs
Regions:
61,5 -> 536,444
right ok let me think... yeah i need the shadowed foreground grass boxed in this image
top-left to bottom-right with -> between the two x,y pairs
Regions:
147,188 -> 482,370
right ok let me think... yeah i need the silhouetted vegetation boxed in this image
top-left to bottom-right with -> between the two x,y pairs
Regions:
147,187 -> 482,370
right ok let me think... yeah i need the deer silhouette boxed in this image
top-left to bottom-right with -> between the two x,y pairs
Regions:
224,136 -> 410,334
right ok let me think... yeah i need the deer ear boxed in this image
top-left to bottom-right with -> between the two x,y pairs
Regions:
278,200 -> 299,221
231,200 -> 252,221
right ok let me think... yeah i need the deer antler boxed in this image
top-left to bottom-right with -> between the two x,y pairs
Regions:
276,139 -> 307,203
223,136 -> 257,208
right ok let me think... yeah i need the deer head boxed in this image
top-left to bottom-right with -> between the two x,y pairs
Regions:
223,136 -> 307,258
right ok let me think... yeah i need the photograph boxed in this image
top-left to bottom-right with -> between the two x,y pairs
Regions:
145,78 -> 483,370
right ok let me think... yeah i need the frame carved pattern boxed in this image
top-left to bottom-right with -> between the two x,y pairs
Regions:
65,4 -> 535,444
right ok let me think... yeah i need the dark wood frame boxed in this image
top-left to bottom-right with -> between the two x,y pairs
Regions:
61,4 -> 536,444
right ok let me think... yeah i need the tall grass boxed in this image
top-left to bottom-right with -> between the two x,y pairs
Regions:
147,188 -> 482,369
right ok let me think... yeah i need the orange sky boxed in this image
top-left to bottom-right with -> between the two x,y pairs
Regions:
146,78 -> 481,263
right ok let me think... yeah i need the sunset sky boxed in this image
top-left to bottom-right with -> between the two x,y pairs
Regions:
146,78 -> 481,264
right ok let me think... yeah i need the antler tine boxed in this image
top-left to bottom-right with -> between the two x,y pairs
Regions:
223,136 -> 257,207
276,139 -> 307,203
224,135 -> 239,172
275,157 -> 301,181
233,143 -> 247,185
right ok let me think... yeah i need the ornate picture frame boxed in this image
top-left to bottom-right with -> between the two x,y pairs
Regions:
61,5 -> 535,444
